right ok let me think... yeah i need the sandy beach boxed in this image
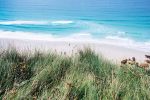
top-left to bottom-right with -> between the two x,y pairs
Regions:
0,38 -> 149,64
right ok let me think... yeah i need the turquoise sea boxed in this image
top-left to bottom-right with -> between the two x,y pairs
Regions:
0,0 -> 150,51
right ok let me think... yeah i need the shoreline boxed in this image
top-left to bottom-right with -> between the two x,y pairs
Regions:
0,30 -> 150,52
0,37 -> 149,64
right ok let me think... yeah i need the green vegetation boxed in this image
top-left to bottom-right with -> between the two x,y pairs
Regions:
0,48 -> 150,100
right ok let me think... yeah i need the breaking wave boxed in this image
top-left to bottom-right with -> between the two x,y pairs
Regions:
0,20 -> 74,25
51,20 -> 74,25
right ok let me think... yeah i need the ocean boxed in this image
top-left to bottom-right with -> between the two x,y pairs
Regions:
0,0 -> 150,51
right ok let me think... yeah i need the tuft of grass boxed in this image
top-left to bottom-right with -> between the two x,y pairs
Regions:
0,47 -> 150,100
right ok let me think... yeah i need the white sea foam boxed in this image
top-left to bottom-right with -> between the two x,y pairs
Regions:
0,30 -> 91,41
0,20 -> 74,25
0,30 -> 54,40
51,20 -> 74,25
0,20 -> 49,25
102,36 -> 150,51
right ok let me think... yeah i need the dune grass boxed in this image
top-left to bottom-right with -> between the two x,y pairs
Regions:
0,48 -> 150,100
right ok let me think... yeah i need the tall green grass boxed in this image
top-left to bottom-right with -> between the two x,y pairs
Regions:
0,48 -> 150,100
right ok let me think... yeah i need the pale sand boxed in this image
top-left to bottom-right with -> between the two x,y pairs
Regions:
0,38 -> 150,64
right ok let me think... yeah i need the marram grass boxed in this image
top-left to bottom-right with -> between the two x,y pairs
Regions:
0,48 -> 150,100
